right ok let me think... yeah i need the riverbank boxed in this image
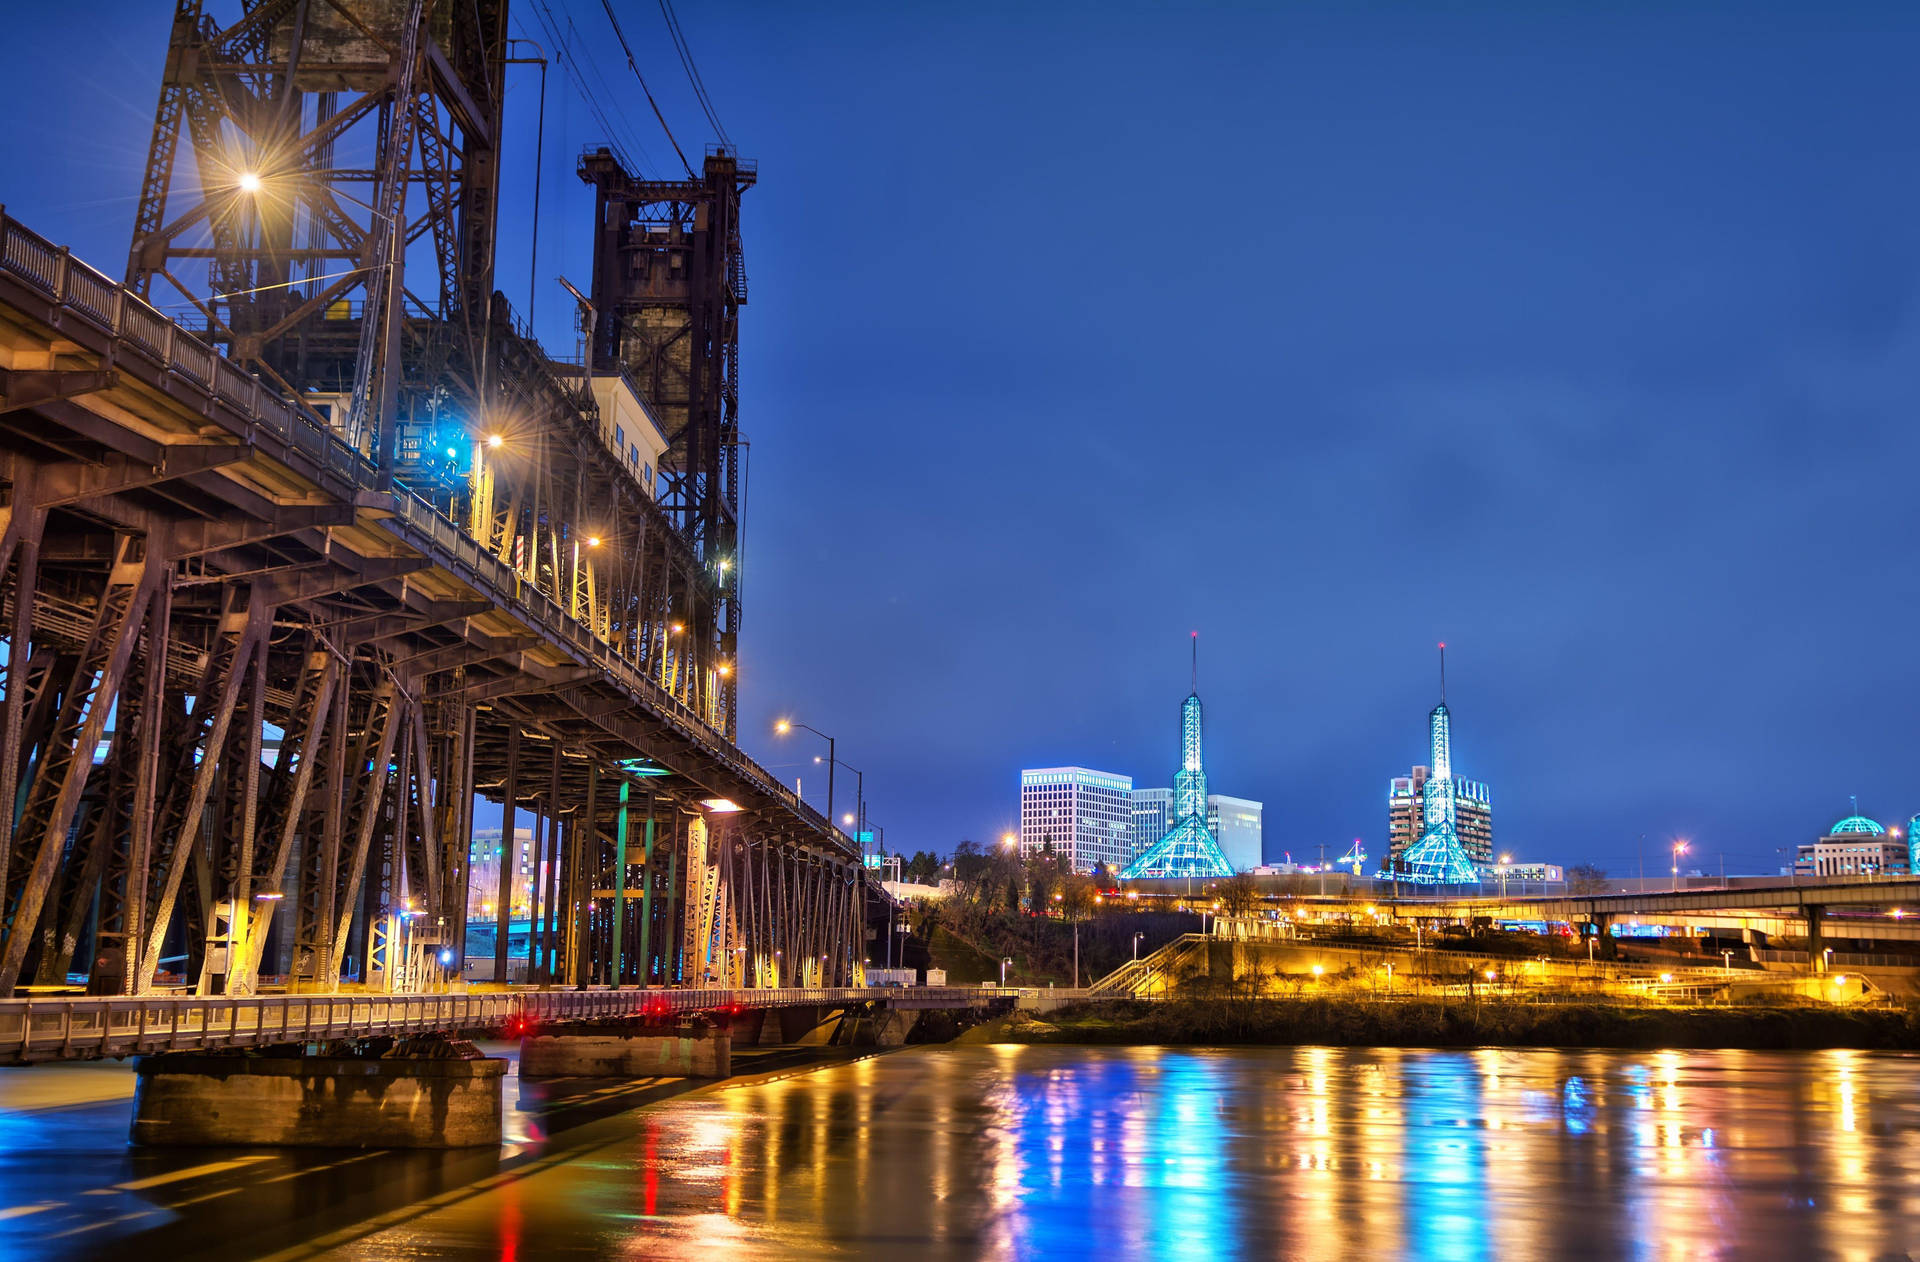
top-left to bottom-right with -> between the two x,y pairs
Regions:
957,997 -> 1920,1050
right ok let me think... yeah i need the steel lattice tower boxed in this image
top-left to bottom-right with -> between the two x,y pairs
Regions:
1121,636 -> 1233,880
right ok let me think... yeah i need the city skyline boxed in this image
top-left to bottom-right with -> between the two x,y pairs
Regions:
3,2 -> 1917,878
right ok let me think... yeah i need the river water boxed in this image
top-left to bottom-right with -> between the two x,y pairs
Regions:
315,1044 -> 1920,1261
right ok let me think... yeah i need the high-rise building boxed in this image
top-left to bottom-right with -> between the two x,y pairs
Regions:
1121,637 -> 1234,879
1377,647 -> 1480,884
1020,767 -> 1135,875
1388,767 -> 1491,867
1207,795 -> 1264,871
1130,788 -> 1173,858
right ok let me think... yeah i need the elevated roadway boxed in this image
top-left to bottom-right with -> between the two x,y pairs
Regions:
1388,876 -> 1920,923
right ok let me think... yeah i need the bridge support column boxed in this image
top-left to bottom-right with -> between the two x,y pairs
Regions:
1805,905 -> 1826,975
131,1047 -> 505,1148
1589,915 -> 1617,961
521,1020 -> 731,1078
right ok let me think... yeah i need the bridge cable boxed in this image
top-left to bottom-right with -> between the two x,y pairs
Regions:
520,1 -> 654,174
596,0 -> 696,176
657,0 -> 730,149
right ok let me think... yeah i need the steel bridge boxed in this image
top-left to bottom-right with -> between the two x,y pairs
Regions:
0,209 -> 866,1004
0,0 -> 873,1015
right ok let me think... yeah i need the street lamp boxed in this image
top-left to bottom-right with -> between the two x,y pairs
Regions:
1002,832 -> 1018,852
1671,840 -> 1690,892
816,752 -> 865,854
1132,932 -> 1144,962
1000,957 -> 1013,987
775,719 -> 837,834
1498,853 -> 1512,899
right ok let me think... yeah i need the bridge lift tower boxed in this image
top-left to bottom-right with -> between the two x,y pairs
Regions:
579,146 -> 755,737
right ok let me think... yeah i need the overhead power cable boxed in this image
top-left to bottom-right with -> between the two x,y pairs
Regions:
597,0 -> 695,176
658,0 -> 730,149
521,0 -> 653,173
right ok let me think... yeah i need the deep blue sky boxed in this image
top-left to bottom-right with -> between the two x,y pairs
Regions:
6,2 -> 1918,876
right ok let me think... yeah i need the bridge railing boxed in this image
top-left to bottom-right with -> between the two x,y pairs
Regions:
0,208 -> 847,855
0,985 -> 1004,1063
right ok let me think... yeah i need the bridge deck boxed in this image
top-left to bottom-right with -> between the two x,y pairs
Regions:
0,986 -> 1001,1064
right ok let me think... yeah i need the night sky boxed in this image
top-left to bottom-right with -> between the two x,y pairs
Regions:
5,2 -> 1917,877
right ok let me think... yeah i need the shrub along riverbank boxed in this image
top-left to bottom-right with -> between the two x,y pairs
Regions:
962,997 -> 1920,1051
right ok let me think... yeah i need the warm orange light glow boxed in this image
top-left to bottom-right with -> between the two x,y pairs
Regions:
717,663 -> 731,677
774,719 -> 791,735
586,536 -> 601,548
487,434 -> 504,449
1001,833 -> 1017,850
237,171 -> 262,193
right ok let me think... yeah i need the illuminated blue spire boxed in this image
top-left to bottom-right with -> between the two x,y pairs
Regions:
1122,634 -> 1233,880
1379,643 -> 1479,884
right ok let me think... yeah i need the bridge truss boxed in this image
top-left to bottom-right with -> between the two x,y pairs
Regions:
0,0 -> 868,1001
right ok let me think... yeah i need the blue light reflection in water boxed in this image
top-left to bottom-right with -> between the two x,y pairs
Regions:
301,1045 -> 1920,1262
981,1048 -> 1242,1259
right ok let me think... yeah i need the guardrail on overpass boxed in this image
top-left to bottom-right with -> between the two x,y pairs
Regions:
0,986 -> 1009,1064
1386,877 -> 1920,921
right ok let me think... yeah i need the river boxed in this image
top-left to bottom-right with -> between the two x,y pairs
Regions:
299,1044 -> 1920,1261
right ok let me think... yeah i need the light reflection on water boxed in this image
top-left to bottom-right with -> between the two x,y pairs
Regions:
335,1046 -> 1920,1261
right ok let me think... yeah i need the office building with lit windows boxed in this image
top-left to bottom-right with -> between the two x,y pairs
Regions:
1130,788 -> 1173,858
1207,795 -> 1265,871
466,826 -> 537,919
1388,766 -> 1493,868
1020,767 -> 1136,875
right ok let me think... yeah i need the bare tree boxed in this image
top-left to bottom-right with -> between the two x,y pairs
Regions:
1568,863 -> 1609,895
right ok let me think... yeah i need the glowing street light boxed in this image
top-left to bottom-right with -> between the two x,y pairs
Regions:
1671,840 -> 1690,892
1001,832 -> 1017,852
487,433 -> 504,449
775,718 -> 837,833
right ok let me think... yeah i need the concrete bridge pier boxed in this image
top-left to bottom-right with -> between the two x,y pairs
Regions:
1586,915 -> 1618,961
130,1042 -> 506,1148
1806,905 -> 1826,974
521,1019 -> 731,1078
